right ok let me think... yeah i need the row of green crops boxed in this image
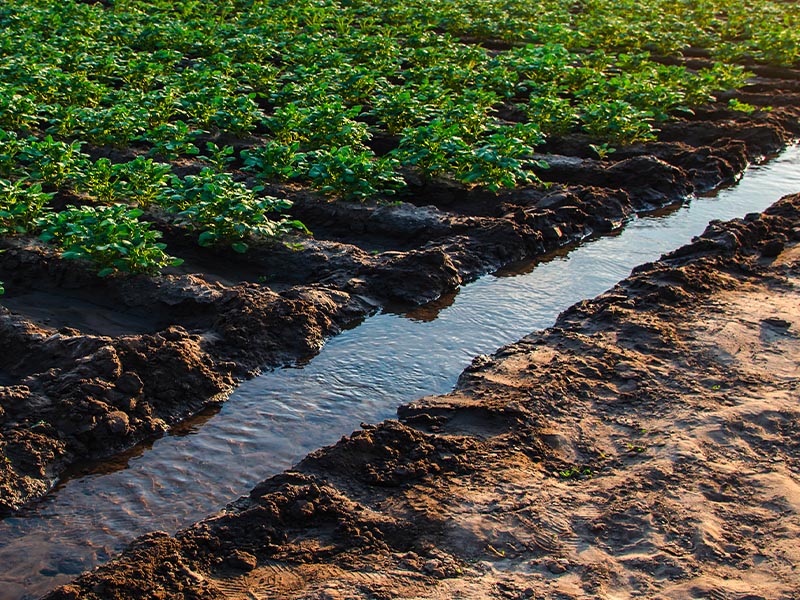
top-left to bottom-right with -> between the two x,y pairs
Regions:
0,132 -> 306,274
0,0 -> 795,279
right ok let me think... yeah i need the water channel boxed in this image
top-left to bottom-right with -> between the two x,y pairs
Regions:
1,146 -> 799,599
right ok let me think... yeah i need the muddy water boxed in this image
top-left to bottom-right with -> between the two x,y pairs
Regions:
1,146 -> 799,599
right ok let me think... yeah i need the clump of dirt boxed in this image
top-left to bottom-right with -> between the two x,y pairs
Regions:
46,194 -> 800,599
1,76 -> 799,513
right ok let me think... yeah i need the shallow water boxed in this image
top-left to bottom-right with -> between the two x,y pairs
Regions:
1,146 -> 798,599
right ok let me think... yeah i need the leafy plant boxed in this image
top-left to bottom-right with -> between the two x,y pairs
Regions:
265,101 -> 369,149
589,142 -> 616,160
459,132 -> 543,191
0,130 -> 23,177
0,86 -> 39,131
580,100 -> 656,144
728,98 -> 758,114
142,121 -> 201,159
17,136 -> 89,188
306,146 -> 405,200
559,466 -> 594,479
201,142 -> 236,173
163,169 -> 306,252
527,91 -> 578,135
38,204 -> 182,276
0,178 -> 53,234
72,157 -> 171,205
242,141 -> 308,181
395,121 -> 544,190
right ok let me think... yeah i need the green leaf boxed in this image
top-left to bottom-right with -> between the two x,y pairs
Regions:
197,230 -> 217,246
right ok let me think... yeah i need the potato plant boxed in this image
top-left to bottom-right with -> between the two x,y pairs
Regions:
161,169 -> 306,252
38,204 -> 183,277
0,178 -> 53,235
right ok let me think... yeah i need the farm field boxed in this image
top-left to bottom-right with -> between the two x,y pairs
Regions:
0,0 -> 799,595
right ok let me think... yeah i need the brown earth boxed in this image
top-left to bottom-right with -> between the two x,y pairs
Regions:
42,192 -> 800,600
1,68 -> 799,514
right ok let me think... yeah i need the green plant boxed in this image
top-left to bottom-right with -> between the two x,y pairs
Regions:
38,204 -> 182,276
115,157 -> 173,205
727,98 -> 758,114
142,121 -> 201,159
0,130 -> 23,177
242,141 -> 308,181
526,91 -> 578,135
580,100 -> 656,144
163,169 -> 306,252
17,136 -> 89,188
72,157 -> 171,205
589,142 -> 617,160
0,86 -> 39,130
395,121 -> 544,190
559,466 -> 594,479
201,142 -> 236,173
306,146 -> 405,200
265,101 -> 369,149
0,178 -> 53,234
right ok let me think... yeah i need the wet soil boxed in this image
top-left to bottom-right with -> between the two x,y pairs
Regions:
0,74 -> 799,515
43,193 -> 800,600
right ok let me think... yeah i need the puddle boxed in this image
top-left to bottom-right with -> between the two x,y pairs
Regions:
1,146 -> 798,600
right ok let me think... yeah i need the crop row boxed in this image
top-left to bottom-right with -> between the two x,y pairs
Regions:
0,133 -> 307,276
0,0 -> 794,282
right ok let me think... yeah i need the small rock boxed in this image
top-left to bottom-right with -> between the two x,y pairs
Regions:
105,411 -> 129,435
114,372 -> 144,396
546,559 -> 569,574
763,317 -> 791,329
82,345 -> 122,379
760,236 -> 785,258
423,558 -> 447,578
225,550 -> 257,572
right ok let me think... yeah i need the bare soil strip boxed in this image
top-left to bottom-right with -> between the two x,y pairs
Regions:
44,194 -> 800,599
